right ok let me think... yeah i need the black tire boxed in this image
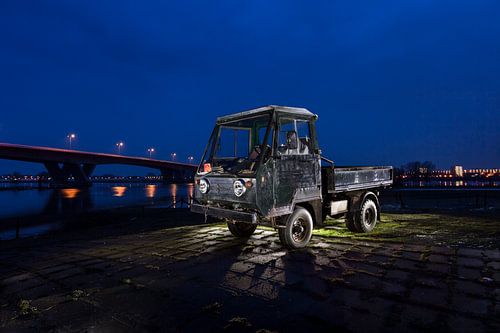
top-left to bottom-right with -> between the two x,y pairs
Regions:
278,228 -> 286,245
345,213 -> 360,232
353,198 -> 378,233
227,222 -> 257,237
278,207 -> 313,249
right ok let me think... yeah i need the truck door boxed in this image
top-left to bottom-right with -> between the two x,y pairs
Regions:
273,118 -> 321,212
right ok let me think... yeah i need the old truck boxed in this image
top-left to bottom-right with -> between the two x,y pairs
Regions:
191,106 -> 393,249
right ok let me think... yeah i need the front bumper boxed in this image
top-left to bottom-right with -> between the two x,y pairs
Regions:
191,203 -> 257,224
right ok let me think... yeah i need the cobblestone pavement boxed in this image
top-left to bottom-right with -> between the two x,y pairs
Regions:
1,218 -> 499,332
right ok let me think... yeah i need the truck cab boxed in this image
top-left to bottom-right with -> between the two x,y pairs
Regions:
191,106 -> 393,249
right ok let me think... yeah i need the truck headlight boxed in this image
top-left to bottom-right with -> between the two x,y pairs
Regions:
233,179 -> 246,197
199,178 -> 209,194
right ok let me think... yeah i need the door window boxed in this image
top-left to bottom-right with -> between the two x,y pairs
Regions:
296,120 -> 312,155
277,118 -> 297,155
277,118 -> 311,155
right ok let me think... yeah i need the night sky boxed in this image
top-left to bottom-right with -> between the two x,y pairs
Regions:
0,1 -> 499,175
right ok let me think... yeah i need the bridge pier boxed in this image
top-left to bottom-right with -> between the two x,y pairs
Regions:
44,162 -> 95,187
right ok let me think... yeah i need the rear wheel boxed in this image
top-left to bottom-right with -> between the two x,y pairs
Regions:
345,213 -> 360,232
227,222 -> 257,237
278,207 -> 313,249
353,198 -> 378,233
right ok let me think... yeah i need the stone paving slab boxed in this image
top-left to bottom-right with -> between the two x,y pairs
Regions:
1,221 -> 499,332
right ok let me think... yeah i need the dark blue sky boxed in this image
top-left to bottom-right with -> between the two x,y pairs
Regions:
0,1 -> 499,175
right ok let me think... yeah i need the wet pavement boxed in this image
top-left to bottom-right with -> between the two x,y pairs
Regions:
0,213 -> 499,332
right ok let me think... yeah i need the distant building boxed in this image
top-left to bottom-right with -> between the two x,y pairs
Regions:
452,165 -> 464,177
418,167 -> 428,174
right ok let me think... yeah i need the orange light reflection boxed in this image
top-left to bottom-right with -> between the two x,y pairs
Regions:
112,186 -> 127,197
187,183 -> 194,199
145,184 -> 157,198
60,188 -> 80,199
170,184 -> 177,207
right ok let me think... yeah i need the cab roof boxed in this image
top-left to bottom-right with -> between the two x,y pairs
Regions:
216,105 -> 317,124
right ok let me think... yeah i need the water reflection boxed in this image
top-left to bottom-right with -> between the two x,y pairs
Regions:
0,183 -> 194,240
112,186 -> 127,197
170,184 -> 177,207
187,183 -> 194,207
187,183 -> 194,198
44,188 -> 93,215
0,183 -> 192,220
145,184 -> 157,198
61,188 -> 80,199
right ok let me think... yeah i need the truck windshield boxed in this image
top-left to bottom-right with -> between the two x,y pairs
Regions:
199,114 -> 273,175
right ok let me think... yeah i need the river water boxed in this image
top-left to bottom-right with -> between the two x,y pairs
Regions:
0,183 -> 193,219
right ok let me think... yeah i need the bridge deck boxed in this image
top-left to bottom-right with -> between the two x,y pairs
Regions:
0,143 -> 196,170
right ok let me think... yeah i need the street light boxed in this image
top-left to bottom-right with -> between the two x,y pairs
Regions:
67,133 -> 76,149
170,152 -> 177,161
147,147 -> 155,158
187,156 -> 194,164
116,141 -> 124,154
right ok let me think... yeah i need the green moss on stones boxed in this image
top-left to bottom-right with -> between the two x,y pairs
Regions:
314,213 -> 500,248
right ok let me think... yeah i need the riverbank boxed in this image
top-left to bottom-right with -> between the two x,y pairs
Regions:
380,188 -> 500,215
1,186 -> 499,241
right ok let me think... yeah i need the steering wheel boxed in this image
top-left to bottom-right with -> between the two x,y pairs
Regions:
249,144 -> 271,161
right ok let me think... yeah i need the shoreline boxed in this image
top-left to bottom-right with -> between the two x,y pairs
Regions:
0,188 -> 498,241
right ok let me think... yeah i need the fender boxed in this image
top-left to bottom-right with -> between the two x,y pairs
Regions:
295,199 -> 323,228
350,191 -> 381,221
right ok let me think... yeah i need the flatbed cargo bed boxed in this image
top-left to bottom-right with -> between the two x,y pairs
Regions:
321,165 -> 393,193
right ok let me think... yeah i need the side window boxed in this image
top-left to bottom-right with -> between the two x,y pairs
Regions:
296,120 -> 311,155
277,118 -> 297,155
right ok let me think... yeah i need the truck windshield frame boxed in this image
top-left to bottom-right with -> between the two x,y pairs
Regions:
198,113 -> 273,175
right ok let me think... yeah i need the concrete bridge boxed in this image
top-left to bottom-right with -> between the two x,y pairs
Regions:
0,143 -> 197,187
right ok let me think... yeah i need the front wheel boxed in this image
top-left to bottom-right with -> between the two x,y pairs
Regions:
227,222 -> 257,237
278,207 -> 313,249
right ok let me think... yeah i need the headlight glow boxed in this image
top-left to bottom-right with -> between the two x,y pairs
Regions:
233,179 -> 246,197
199,178 -> 209,194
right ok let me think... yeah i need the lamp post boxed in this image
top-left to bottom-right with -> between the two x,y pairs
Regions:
170,152 -> 177,161
187,156 -> 194,164
116,141 -> 124,154
67,133 -> 76,149
147,148 -> 155,158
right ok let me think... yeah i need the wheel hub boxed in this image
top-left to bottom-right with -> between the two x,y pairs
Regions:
364,207 -> 375,225
292,219 -> 306,242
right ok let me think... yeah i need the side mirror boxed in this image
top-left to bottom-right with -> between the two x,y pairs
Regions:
286,131 -> 298,150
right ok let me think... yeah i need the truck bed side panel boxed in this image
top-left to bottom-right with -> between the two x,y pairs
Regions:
322,166 -> 393,193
